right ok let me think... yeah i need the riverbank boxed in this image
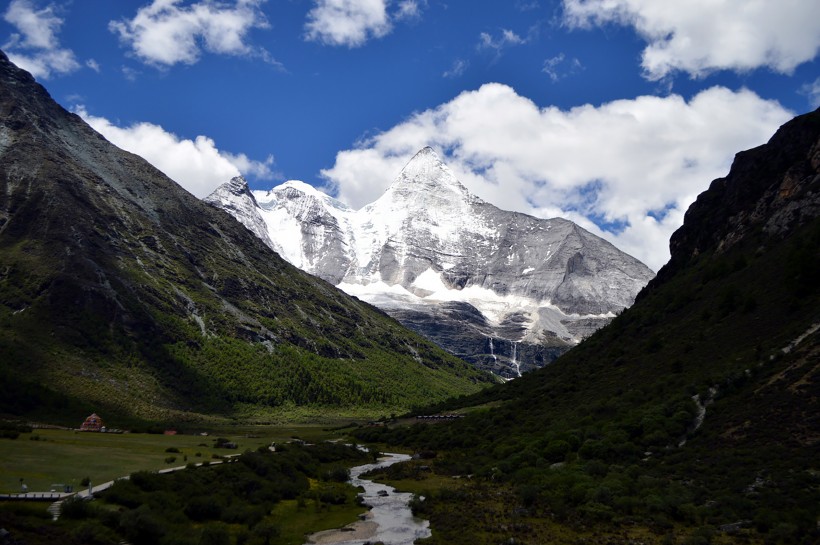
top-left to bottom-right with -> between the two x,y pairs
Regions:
306,520 -> 378,544
304,453 -> 430,545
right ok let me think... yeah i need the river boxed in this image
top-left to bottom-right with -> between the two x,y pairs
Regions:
305,452 -> 431,545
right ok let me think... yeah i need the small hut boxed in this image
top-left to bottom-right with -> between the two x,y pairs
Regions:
80,413 -> 104,432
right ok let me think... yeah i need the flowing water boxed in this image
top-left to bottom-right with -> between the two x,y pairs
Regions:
510,341 -> 521,377
305,453 -> 431,545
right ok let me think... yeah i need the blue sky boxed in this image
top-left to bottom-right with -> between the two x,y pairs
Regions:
2,0 -> 818,270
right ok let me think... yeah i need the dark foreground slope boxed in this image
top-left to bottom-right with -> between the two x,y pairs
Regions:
357,109 -> 819,543
0,52 -> 493,424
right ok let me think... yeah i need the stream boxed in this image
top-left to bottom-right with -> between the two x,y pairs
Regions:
305,452 -> 431,545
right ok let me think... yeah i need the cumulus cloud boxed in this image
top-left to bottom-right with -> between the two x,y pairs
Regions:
562,0 -> 820,80
2,0 -> 80,79
304,0 -> 426,47
304,0 -> 391,47
74,106 -> 276,198
320,84 -> 792,270
109,0 -> 271,67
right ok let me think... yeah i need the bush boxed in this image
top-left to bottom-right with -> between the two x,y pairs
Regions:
251,521 -> 280,545
318,486 -> 347,505
323,466 -> 350,482
60,496 -> 94,520
70,520 -> 121,545
199,523 -> 230,545
119,507 -> 167,545
515,484 -> 540,507
683,526 -> 715,545
184,496 -> 223,521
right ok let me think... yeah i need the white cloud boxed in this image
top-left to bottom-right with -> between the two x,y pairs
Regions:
3,0 -> 80,79
109,0 -> 271,67
542,53 -> 583,82
304,0 -> 426,47
395,0 -> 422,21
74,106 -> 276,198
443,58 -> 468,78
320,84 -> 792,271
801,77 -> 820,109
562,0 -> 820,80
304,0 -> 391,47
478,28 -> 525,54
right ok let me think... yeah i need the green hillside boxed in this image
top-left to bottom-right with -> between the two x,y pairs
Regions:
355,110 -> 820,544
0,51 -> 494,425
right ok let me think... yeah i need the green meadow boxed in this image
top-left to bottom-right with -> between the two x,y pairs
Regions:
0,425 -> 356,494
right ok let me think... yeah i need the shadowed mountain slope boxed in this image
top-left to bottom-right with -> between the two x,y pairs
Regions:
355,109 -> 820,543
0,51 -> 493,424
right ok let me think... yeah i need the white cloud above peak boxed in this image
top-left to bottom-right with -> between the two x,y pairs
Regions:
562,0 -> 820,80
320,84 -> 792,271
75,106 -> 275,198
109,0 -> 271,67
2,0 -> 80,79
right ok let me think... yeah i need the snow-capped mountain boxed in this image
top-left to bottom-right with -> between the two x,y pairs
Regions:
205,147 -> 655,378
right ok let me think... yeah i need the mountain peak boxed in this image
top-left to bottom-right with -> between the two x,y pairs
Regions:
387,146 -> 474,201
224,175 -> 251,195
205,175 -> 255,205
203,175 -> 273,247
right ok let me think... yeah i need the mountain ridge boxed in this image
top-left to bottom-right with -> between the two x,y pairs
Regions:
207,147 -> 655,378
0,50 -> 493,423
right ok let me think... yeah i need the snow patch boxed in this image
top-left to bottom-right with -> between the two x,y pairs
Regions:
412,268 -> 448,293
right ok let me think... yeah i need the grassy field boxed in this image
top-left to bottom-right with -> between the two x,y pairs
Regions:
0,424 -> 358,494
271,495 -> 367,545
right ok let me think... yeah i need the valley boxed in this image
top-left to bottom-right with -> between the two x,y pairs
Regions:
0,24 -> 818,545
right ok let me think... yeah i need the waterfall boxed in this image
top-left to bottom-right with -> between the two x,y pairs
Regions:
488,337 -> 497,362
510,341 -> 521,377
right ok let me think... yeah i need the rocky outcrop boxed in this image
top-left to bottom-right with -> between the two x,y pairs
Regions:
649,108 -> 820,288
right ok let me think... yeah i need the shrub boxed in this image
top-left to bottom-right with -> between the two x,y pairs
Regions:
199,523 -> 230,545
60,496 -> 94,519
323,466 -> 350,483
515,484 -> 540,507
184,496 -> 223,521
70,520 -> 121,545
119,507 -> 167,545
251,521 -> 280,545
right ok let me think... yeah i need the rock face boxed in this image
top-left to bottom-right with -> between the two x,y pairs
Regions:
0,51 -> 492,420
647,107 -> 820,290
207,147 -> 656,378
